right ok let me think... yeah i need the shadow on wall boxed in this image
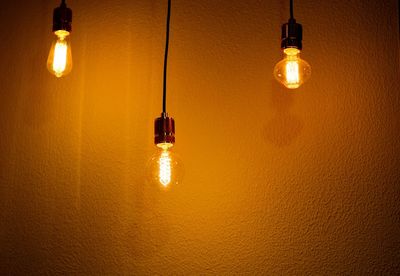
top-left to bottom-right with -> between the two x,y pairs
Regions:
263,80 -> 304,147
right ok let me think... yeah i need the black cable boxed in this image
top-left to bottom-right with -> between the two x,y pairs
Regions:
162,0 -> 171,114
290,0 -> 294,19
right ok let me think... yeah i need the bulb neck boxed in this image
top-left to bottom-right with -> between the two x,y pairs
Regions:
281,19 -> 302,50
54,30 -> 70,39
283,48 -> 300,59
154,113 -> 175,145
157,143 -> 173,150
52,1 -> 72,33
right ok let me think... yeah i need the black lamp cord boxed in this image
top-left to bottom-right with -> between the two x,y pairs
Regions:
290,0 -> 294,20
162,0 -> 171,115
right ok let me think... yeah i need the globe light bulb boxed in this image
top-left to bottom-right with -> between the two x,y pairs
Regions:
47,30 -> 72,78
148,143 -> 182,189
274,48 -> 311,89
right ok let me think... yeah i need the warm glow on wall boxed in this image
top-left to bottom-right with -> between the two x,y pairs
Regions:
1,0 -> 400,274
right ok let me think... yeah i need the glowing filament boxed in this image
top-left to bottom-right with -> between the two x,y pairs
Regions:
159,150 -> 171,187
286,60 -> 299,86
52,38 -> 68,77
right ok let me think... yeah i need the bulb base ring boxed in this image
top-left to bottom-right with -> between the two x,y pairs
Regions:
154,114 -> 175,145
281,19 -> 302,50
53,2 -> 72,32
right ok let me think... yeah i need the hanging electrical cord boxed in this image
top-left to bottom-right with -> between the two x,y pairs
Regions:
154,0 -> 174,147
153,0 -> 175,147
162,0 -> 171,114
290,0 -> 294,20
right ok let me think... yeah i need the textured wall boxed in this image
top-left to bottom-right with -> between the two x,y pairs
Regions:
0,0 -> 399,274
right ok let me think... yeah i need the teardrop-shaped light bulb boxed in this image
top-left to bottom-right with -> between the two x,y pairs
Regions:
47,30 -> 72,78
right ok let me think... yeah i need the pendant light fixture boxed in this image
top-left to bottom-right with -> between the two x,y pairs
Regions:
148,0 -> 182,189
47,0 -> 73,78
273,0 -> 311,89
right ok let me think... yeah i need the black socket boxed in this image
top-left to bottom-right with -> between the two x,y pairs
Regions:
52,2 -> 72,32
281,19 -> 302,50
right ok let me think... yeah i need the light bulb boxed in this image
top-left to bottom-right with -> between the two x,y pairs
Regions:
148,143 -> 182,189
274,48 -> 311,89
47,30 -> 72,78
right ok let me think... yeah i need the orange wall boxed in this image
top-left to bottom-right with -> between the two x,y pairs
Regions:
0,0 -> 399,274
